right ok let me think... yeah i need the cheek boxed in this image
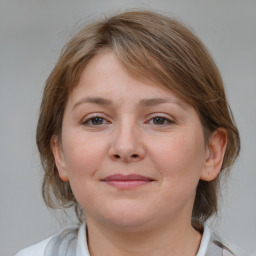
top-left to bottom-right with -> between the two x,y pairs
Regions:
149,134 -> 206,214
149,133 -> 206,186
62,132 -> 107,179
61,133 -> 108,207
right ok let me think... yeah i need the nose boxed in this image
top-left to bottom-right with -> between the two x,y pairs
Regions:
109,122 -> 146,162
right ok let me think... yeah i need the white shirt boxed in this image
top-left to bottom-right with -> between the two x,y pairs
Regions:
14,223 -> 215,256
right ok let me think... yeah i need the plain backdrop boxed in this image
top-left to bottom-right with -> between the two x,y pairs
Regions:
0,0 -> 255,255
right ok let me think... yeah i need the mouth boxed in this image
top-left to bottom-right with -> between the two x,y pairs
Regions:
101,174 -> 155,189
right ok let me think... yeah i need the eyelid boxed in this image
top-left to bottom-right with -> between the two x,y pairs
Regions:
80,112 -> 176,126
81,113 -> 111,125
146,113 -> 176,123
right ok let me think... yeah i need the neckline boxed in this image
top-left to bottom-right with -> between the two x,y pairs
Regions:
76,222 -> 211,256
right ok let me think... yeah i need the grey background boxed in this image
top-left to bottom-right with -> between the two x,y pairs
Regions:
0,0 -> 255,255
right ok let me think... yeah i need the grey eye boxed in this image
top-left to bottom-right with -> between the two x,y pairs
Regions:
82,116 -> 108,126
90,117 -> 105,125
152,117 -> 168,125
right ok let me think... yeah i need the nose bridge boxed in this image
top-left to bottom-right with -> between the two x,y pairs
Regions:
117,118 -> 137,146
109,116 -> 145,161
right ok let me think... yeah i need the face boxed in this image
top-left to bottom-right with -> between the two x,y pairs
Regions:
52,50 -> 220,231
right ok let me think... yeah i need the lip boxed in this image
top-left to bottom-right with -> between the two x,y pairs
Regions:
101,174 -> 155,189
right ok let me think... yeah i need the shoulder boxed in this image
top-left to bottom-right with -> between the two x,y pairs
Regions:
14,224 -> 80,256
207,228 -> 251,256
14,236 -> 53,256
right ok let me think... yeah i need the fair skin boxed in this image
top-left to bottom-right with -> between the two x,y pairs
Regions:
51,50 -> 227,256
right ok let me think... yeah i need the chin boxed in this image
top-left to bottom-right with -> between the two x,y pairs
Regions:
109,207 -> 155,230
106,217 -> 153,232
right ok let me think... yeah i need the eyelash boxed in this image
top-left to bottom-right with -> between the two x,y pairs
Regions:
147,116 -> 174,126
81,114 -> 174,127
82,115 -> 110,126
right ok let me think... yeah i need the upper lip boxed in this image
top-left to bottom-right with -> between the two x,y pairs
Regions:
101,174 -> 155,181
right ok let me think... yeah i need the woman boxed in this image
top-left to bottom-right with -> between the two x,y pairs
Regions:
16,10 -> 244,256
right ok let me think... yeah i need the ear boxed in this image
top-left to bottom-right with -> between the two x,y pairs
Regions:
200,128 -> 227,181
51,135 -> 69,182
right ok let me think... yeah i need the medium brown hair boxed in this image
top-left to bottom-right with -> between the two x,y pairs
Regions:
36,10 -> 240,225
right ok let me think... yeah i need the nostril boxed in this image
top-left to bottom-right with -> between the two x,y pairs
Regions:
112,153 -> 140,160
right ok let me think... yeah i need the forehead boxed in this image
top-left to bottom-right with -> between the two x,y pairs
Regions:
68,50 -> 189,109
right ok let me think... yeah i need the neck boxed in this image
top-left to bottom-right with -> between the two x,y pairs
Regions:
85,218 -> 202,256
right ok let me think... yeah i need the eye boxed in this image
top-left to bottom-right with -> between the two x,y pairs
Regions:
149,116 -> 174,125
82,116 -> 109,126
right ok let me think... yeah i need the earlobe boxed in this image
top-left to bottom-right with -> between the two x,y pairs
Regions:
200,128 -> 227,181
51,135 -> 69,182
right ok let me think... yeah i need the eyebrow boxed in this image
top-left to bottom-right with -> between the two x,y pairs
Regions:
139,98 -> 186,108
72,96 -> 186,110
73,96 -> 112,110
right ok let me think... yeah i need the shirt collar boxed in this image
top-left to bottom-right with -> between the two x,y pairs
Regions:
197,224 -> 211,256
76,222 -> 211,256
76,222 -> 90,256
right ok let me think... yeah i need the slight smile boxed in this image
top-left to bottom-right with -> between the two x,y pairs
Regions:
101,174 -> 155,189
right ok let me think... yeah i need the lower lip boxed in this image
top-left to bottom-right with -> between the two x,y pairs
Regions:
103,180 -> 153,189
